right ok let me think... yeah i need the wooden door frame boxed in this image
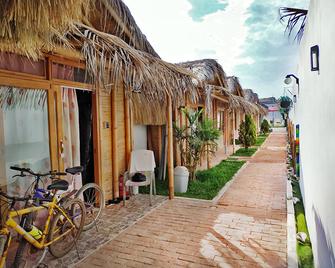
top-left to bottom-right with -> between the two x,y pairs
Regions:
55,84 -> 101,187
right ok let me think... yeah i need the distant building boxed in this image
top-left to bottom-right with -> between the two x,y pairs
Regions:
259,97 -> 283,126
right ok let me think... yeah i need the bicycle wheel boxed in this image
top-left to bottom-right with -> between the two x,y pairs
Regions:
48,198 -> 85,258
12,213 -> 33,268
75,183 -> 104,231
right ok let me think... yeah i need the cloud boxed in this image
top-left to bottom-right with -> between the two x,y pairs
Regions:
122,0 -> 309,98
123,0 -> 252,74
187,0 -> 228,22
233,0 -> 309,97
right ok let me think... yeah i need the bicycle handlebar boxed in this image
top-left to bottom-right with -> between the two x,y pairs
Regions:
10,166 -> 67,178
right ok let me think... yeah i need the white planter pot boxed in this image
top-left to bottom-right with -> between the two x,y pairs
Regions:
174,166 -> 189,193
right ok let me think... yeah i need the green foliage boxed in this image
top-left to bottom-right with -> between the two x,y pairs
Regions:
292,181 -> 314,268
260,119 -> 270,134
173,108 -> 220,180
233,147 -> 257,157
238,115 -> 257,149
255,135 -> 267,146
140,159 -> 245,200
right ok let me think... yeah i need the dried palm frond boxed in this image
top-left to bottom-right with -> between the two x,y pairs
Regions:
0,0 -> 92,59
177,59 -> 228,88
131,93 -> 167,125
95,0 -> 159,57
71,23 -> 198,104
205,84 -> 259,114
0,86 -> 47,110
227,76 -> 244,97
279,7 -> 308,42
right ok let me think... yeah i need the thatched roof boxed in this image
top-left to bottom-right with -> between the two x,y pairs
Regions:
0,0 -> 197,105
227,76 -> 244,97
243,89 -> 259,103
177,59 -> 228,88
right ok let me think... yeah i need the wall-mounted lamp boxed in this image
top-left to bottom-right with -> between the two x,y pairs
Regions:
284,74 -> 300,95
310,45 -> 320,72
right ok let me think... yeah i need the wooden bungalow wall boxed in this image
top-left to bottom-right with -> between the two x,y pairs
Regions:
0,54 -> 129,202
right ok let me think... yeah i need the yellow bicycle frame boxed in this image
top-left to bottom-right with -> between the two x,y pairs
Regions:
0,195 -> 75,268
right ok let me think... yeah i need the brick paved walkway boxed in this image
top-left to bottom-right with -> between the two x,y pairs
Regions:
76,131 -> 288,268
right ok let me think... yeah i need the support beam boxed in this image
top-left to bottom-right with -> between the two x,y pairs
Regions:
167,95 -> 174,199
232,110 -> 236,153
124,92 -> 131,167
224,108 -> 229,154
112,89 -> 119,200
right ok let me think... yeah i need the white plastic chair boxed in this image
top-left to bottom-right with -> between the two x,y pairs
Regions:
123,150 -> 156,206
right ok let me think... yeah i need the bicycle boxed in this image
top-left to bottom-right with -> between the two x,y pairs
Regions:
64,166 -> 105,231
0,167 -> 86,268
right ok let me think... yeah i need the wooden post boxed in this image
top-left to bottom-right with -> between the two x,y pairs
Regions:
167,95 -> 174,199
124,91 -> 131,166
232,110 -> 236,153
224,108 -> 229,154
112,89 -> 119,200
174,107 -> 181,166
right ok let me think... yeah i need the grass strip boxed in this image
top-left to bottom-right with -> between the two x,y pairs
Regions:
292,180 -> 314,268
140,159 -> 245,200
233,147 -> 258,157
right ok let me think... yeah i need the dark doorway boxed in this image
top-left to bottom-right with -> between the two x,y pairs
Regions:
76,90 -> 94,185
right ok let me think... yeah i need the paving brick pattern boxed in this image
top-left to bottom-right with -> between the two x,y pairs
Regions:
41,195 -> 167,268
76,131 -> 288,268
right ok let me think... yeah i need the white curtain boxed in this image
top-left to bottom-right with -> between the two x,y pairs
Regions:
62,87 -> 82,191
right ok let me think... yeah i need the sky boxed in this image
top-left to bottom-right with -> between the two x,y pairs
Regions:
123,0 -> 309,98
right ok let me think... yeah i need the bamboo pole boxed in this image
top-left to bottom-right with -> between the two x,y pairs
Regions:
224,108 -> 229,154
167,95 -> 174,199
232,109 -> 236,153
124,91 -> 131,166
112,89 -> 119,200
174,107 -> 181,166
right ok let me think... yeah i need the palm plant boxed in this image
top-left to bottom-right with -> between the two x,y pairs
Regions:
174,108 -> 220,180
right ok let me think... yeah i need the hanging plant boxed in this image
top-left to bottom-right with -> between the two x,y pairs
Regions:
279,96 -> 292,109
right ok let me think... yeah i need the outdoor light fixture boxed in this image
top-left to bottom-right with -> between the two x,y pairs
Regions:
310,45 -> 320,72
284,74 -> 300,95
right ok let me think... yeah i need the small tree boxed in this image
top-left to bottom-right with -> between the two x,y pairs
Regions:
198,118 -> 220,169
260,119 -> 270,134
174,108 -> 220,180
238,115 -> 257,149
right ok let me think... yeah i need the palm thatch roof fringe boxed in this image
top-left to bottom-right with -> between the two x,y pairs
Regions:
0,86 -> 47,110
177,59 -> 228,88
72,23 -> 198,103
227,76 -> 244,97
95,0 -> 159,57
207,85 -> 259,114
0,1 -> 199,104
0,0 -> 158,59
0,0 -> 91,60
131,94 -> 167,125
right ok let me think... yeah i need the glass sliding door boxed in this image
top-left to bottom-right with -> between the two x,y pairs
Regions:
0,86 -> 50,195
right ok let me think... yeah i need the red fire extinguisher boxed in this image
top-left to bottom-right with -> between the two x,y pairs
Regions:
119,175 -> 130,200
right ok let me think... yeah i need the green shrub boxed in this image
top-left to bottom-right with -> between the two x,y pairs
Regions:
238,115 -> 257,149
260,119 -> 270,134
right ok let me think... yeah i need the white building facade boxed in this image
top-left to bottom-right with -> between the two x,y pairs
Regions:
290,0 -> 335,266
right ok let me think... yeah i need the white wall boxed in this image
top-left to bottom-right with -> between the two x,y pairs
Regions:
293,0 -> 335,266
133,125 -> 147,150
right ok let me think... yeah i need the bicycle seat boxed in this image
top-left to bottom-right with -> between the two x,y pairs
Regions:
47,180 -> 69,191
65,166 -> 83,175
